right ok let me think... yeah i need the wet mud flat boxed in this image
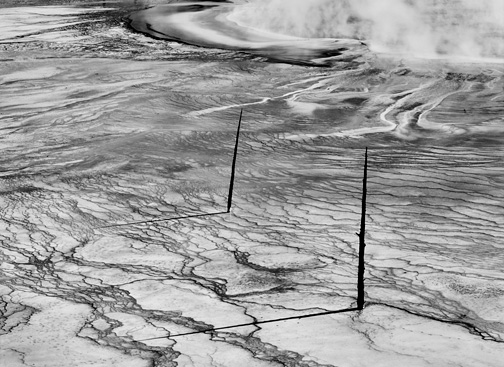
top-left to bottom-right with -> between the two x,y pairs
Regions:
0,2 -> 504,366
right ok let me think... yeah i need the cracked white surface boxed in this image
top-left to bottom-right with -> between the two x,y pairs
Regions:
1,1 -> 503,366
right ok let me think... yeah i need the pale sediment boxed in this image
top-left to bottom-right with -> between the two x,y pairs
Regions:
0,2 -> 504,367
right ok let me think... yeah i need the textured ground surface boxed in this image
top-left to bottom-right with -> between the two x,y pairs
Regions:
1,1 -> 503,366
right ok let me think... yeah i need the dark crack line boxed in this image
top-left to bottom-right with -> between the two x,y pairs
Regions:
367,302 -> 504,344
137,307 -> 359,341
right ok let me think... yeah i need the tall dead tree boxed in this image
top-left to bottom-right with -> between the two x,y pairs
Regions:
357,147 -> 368,310
227,109 -> 243,213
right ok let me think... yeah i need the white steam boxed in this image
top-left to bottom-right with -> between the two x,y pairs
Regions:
229,0 -> 504,59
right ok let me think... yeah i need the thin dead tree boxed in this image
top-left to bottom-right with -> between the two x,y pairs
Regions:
227,109 -> 242,213
357,147 -> 368,310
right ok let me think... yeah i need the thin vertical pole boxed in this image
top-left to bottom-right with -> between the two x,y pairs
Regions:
357,147 -> 368,310
227,109 -> 242,213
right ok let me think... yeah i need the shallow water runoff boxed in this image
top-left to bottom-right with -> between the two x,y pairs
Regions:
1,1 -> 503,366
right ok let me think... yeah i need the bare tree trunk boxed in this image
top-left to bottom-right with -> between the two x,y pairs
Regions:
357,147 -> 368,310
227,109 -> 243,213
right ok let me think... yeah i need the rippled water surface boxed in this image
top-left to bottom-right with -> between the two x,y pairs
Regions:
1,1 -> 503,366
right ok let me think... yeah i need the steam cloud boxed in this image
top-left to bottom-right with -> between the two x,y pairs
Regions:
230,0 -> 504,59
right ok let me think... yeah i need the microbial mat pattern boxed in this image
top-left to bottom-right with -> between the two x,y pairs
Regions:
0,1 -> 503,366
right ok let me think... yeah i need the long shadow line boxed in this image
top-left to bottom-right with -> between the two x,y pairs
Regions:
99,211 -> 228,229
98,109 -> 243,229
138,307 -> 359,341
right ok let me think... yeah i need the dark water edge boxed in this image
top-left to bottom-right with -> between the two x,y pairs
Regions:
0,0 -> 224,9
0,1 -> 263,65
126,2 -> 368,67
